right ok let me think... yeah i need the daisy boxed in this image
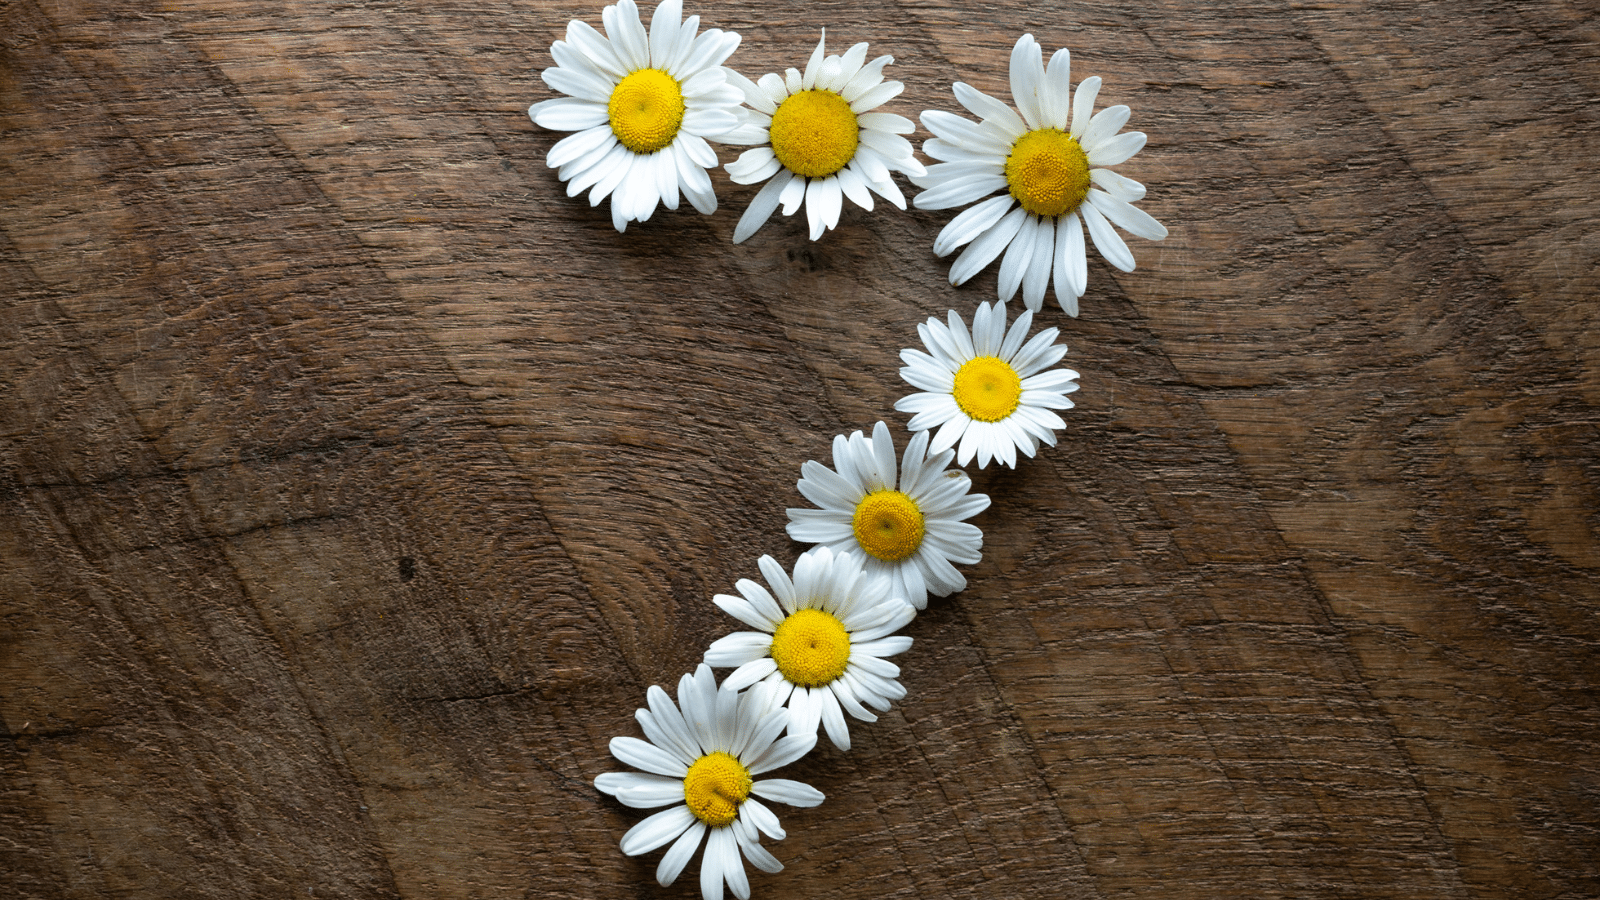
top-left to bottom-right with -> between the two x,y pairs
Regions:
595,664 -> 823,900
895,300 -> 1079,469
528,0 -> 744,232
787,421 -> 989,611
912,34 -> 1167,315
705,547 -> 915,751
722,30 -> 925,242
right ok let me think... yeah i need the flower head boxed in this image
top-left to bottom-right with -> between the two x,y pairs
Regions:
595,665 -> 823,900
913,34 -> 1167,315
706,547 -> 915,750
895,301 -> 1079,469
528,0 -> 745,232
787,421 -> 989,610
722,30 -> 925,242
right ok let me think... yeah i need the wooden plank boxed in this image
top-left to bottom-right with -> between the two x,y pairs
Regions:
2,0 -> 1597,898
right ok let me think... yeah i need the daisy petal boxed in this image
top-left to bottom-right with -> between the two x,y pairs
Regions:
656,821 -> 705,887
621,804 -> 696,856
1080,197 -> 1136,271
1087,189 -> 1167,241
751,778 -> 825,807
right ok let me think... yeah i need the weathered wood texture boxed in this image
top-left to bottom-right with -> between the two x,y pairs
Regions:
2,0 -> 1597,897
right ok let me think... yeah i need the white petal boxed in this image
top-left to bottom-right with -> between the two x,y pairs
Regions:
786,510 -> 855,543
1080,104 -> 1131,152
722,657 -> 779,692
919,109 -> 1013,155
596,770 -> 679,800
1008,34 -> 1045,129
931,194 -> 1015,256
797,459 -> 864,511
817,688 -> 850,750
615,777 -> 694,809
1054,211 -> 1087,306
805,177 -> 842,241
997,215 -> 1040,303
740,796 -> 784,840
1087,130 -> 1146,167
736,577 -> 787,626
851,636 -> 913,659
646,684 -> 703,763
565,20 -> 628,80
727,147 -> 779,183
758,71 -> 789,108
733,819 -> 784,874
830,41 -> 870,90
712,826 -> 748,900
610,736 -> 689,777
732,171 -> 791,243
952,81 -> 1026,137
656,821 -> 705,887
858,111 -> 914,134
1069,75 -> 1101,139
758,555 -> 797,612
530,97 -> 609,132
914,173 -> 1009,211
648,0 -> 683,67
840,55 -> 892,103
620,804 -> 696,856
863,174 -> 907,209
778,173 -> 807,215
705,631 -> 776,667
1087,190 -> 1167,241
745,732 -> 816,775
542,64 -> 615,104
683,107 -> 739,137
948,205 -> 1028,286
1021,216 -> 1056,312
1040,47 -> 1072,129
711,592 -> 778,632
849,79 -> 903,113
603,0 -> 650,72
836,164 -> 874,211
919,136 -> 1005,164
677,131 -> 719,168
546,123 -> 617,170
1090,166 -> 1146,202
1080,198 -> 1136,272
636,708 -> 699,767
858,128 -> 915,165
700,825 -> 729,900
801,30 -> 828,89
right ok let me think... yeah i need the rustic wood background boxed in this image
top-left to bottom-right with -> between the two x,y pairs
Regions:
3,0 -> 1597,897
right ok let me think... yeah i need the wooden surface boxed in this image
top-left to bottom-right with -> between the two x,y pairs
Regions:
2,0 -> 1598,898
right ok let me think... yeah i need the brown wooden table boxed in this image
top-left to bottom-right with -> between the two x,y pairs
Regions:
3,0 -> 1597,897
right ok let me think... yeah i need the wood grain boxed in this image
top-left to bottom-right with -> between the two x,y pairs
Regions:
2,0 -> 1597,898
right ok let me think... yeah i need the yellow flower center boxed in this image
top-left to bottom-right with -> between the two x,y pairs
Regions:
1004,128 -> 1090,218
952,356 -> 1022,422
851,490 -> 925,563
768,89 -> 859,178
607,68 -> 685,154
682,751 -> 752,827
770,608 -> 851,688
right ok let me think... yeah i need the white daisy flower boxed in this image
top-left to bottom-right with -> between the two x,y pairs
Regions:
705,547 -> 915,751
895,301 -> 1079,469
722,30 -> 926,242
528,0 -> 744,232
912,34 -> 1167,316
786,421 -> 989,611
595,664 -> 823,900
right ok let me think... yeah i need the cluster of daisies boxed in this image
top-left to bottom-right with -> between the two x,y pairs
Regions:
529,0 -> 1164,314
529,2 -> 1161,898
